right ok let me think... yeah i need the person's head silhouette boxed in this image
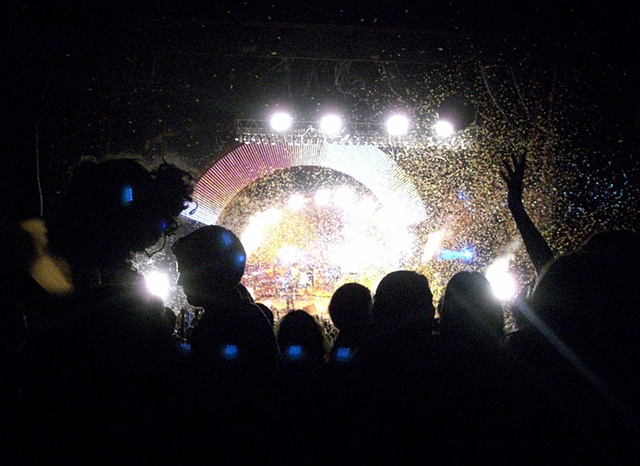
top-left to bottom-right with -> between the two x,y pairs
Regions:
373,270 -> 435,331
440,271 -> 504,345
172,225 -> 246,306
328,282 -> 372,331
47,156 -> 194,268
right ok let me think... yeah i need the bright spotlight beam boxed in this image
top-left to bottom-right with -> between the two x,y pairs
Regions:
334,186 -> 354,208
435,120 -> 455,138
314,189 -> 331,206
319,115 -> 342,135
386,114 -> 410,136
487,270 -> 516,301
288,193 -> 306,211
145,271 -> 170,301
512,298 -> 624,414
278,245 -> 299,264
270,112 -> 293,132
485,258 -> 518,301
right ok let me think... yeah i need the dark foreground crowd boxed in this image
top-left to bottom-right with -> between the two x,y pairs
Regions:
1,155 -> 639,465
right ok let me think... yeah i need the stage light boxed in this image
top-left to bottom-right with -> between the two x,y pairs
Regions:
375,206 -> 412,230
439,247 -> 475,261
435,120 -> 455,138
374,207 -> 393,228
436,95 -> 476,134
242,208 -> 282,256
319,114 -> 343,135
314,188 -> 331,206
278,245 -> 299,264
485,257 -> 518,301
460,247 -> 474,261
270,111 -> 293,132
144,271 -> 170,300
262,208 -> 283,223
334,186 -> 354,208
356,197 -> 377,214
288,193 -> 306,211
331,243 -> 365,274
392,228 -> 414,257
422,230 -> 445,262
386,114 -> 410,136
487,271 -> 517,301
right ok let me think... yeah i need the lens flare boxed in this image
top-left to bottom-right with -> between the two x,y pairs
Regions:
319,114 -> 343,135
145,271 -> 170,301
485,257 -> 518,301
435,120 -> 455,138
386,114 -> 410,136
270,112 -> 293,132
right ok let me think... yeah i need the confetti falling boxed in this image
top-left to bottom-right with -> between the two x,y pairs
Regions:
127,54 -> 639,312
17,17 -> 635,311
188,143 -> 427,226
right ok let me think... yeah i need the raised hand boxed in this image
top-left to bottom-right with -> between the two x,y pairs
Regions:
500,152 -> 526,211
498,151 -> 553,274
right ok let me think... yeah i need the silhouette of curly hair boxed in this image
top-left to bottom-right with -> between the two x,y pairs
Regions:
47,156 -> 194,266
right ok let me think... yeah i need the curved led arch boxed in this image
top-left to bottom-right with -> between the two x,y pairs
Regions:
187,143 -> 428,227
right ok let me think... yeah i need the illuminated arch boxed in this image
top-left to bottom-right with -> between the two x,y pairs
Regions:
187,142 -> 428,226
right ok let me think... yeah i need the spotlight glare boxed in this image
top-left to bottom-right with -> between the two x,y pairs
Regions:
278,245 -> 299,264
461,247 -> 474,261
435,120 -> 455,138
241,208 -> 282,256
422,230 -> 445,262
485,258 -> 518,301
386,114 -> 410,136
334,186 -> 354,208
488,271 -> 517,301
314,189 -> 331,206
330,242 -> 366,274
144,271 -> 170,301
357,197 -> 377,214
319,114 -> 342,135
270,112 -> 293,132
288,193 -> 306,211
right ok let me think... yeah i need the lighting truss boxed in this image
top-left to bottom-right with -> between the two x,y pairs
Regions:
235,118 -> 426,147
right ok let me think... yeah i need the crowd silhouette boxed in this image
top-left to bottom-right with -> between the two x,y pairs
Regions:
1,153 -> 639,465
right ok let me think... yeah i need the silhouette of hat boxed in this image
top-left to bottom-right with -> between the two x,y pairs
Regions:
172,225 -> 246,285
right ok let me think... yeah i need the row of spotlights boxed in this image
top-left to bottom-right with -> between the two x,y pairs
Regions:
271,112 -> 410,136
270,111 -> 458,138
